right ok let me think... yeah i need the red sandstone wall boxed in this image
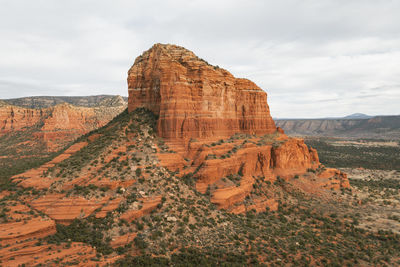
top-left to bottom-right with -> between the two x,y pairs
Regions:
128,44 -> 277,140
0,103 -> 126,151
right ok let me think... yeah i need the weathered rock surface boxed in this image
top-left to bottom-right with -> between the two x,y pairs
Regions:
30,194 -> 106,224
0,241 -> 98,266
157,134 -> 348,211
0,217 -> 55,244
0,96 -> 127,151
128,43 -> 349,211
12,141 -> 89,188
128,44 -> 276,140
120,196 -> 162,222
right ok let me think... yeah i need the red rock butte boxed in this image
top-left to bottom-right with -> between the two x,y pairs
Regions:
127,43 -> 349,210
128,43 -> 277,140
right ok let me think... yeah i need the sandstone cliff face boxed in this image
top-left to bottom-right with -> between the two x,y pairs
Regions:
128,44 -> 349,211
128,44 -> 276,140
157,133 -> 348,212
0,105 -> 43,133
0,98 -> 127,151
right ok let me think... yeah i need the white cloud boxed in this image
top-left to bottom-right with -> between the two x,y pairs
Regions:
0,0 -> 399,117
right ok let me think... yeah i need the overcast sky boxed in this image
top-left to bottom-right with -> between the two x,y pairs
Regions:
0,0 -> 399,118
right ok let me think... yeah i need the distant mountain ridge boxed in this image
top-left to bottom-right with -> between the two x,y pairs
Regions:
2,95 -> 128,109
275,113 -> 374,120
343,113 -> 372,119
276,115 -> 400,139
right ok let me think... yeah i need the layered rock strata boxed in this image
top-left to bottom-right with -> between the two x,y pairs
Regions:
0,98 -> 126,151
129,44 -> 350,211
128,44 -> 276,139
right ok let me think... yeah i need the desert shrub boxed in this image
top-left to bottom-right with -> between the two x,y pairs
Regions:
47,218 -> 113,255
182,172 -> 195,186
134,235 -> 148,249
115,247 -> 248,266
305,138 -> 400,170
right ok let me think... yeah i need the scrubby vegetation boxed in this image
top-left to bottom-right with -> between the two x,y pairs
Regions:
2,109 -> 400,266
113,194 -> 400,266
305,137 -> 400,170
0,126 -> 59,187
45,110 -> 400,265
116,247 -> 248,266
47,216 -> 114,255
0,156 -> 54,188
350,178 -> 400,190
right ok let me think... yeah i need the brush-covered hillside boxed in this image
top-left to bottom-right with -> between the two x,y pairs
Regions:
0,108 -> 398,266
0,95 -> 127,186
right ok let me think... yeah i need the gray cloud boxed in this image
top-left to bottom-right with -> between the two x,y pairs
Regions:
0,0 -> 399,117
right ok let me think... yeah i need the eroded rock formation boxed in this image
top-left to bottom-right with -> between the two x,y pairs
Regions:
128,44 -> 349,211
128,44 -> 276,139
0,96 -> 127,151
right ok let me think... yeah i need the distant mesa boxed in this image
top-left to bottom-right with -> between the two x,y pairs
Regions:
276,113 -> 400,139
2,95 -> 128,109
0,95 -> 127,151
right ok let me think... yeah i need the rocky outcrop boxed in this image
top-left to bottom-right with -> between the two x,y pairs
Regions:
0,97 -> 127,152
128,44 -> 276,140
12,141 -> 89,188
158,133 -> 348,211
0,218 -> 56,244
127,44 -> 350,211
0,241 -> 98,266
30,194 -> 106,224
0,105 -> 43,133
0,196 -> 99,266
120,196 -> 162,222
